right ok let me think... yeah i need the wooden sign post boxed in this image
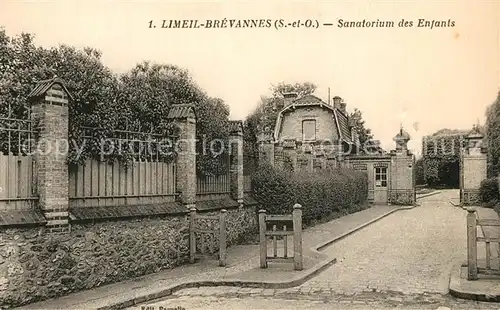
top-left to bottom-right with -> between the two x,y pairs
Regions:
259,203 -> 303,270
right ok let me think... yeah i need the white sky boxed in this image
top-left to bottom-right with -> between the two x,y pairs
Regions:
1,0 -> 499,155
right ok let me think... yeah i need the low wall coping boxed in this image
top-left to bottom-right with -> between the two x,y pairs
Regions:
0,210 -> 47,228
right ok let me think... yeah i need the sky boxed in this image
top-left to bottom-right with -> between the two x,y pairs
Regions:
1,0 -> 499,155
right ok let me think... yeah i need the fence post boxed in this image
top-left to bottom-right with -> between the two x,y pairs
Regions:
259,209 -> 267,268
28,78 -> 72,233
293,204 -> 303,271
189,207 -> 197,264
229,121 -> 244,207
219,209 -> 227,267
166,104 -> 197,210
467,208 -> 478,280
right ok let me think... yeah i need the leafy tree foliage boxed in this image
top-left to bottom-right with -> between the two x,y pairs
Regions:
486,91 -> 500,177
118,61 -> 230,175
421,133 -> 462,188
479,177 -> 499,204
0,29 -> 230,175
349,108 -> 373,146
414,158 -> 425,185
0,30 -> 120,162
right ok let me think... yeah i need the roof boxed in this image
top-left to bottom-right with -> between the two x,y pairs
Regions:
228,120 -> 243,134
273,94 -> 353,144
335,109 -> 352,143
290,94 -> 324,106
430,129 -> 469,137
166,104 -> 196,119
394,128 -> 411,141
28,77 -> 73,101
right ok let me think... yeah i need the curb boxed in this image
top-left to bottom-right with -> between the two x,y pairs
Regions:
415,191 -> 442,200
449,201 -> 469,211
103,257 -> 338,310
316,205 -> 416,251
448,265 -> 500,303
97,205 -> 416,309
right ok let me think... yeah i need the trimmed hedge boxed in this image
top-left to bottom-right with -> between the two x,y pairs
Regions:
479,177 -> 499,204
252,163 -> 368,225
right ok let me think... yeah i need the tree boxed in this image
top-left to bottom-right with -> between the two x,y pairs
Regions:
0,29 -> 121,162
0,29 -> 232,175
414,158 -> 425,185
349,108 -> 373,146
118,61 -> 231,175
486,91 -> 500,177
421,129 -> 463,188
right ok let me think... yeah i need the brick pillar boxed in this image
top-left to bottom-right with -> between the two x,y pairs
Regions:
274,144 -> 284,170
258,140 -> 274,167
283,140 -> 297,172
229,121 -> 244,207
460,128 -> 487,205
167,104 -> 197,209
28,78 -> 72,233
390,154 -> 415,205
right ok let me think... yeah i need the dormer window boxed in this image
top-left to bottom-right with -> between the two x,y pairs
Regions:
302,119 -> 316,141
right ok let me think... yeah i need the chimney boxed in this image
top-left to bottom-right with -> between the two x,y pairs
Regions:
282,92 -> 298,107
333,96 -> 346,114
348,117 -> 356,128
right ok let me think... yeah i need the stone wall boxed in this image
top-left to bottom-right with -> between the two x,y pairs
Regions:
461,153 -> 487,206
0,205 -> 257,309
389,190 -> 415,205
390,156 -> 415,205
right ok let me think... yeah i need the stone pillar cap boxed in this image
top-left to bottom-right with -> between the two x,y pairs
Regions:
166,104 -> 196,120
228,120 -> 243,135
28,77 -> 73,101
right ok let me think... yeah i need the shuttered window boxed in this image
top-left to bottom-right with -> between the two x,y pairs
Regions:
302,120 -> 316,141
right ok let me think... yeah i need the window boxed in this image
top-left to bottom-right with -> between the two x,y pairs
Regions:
375,167 -> 388,187
302,119 -> 316,141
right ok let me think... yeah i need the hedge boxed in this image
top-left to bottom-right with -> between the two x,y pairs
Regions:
252,163 -> 368,225
479,177 -> 499,205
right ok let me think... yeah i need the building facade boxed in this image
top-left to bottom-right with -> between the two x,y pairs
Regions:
422,129 -> 469,157
259,92 -> 415,205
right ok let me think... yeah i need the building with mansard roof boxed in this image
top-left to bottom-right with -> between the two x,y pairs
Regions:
258,92 -> 415,205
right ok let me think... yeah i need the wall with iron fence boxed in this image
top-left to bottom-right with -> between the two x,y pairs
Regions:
0,114 -> 38,211
196,154 -> 232,201
68,159 -> 177,208
0,78 -> 254,231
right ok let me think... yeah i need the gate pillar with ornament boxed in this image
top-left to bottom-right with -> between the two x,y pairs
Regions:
460,125 -> 487,205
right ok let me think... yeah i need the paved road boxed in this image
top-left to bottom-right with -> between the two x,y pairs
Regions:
304,189 -> 465,295
131,190 -> 500,309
